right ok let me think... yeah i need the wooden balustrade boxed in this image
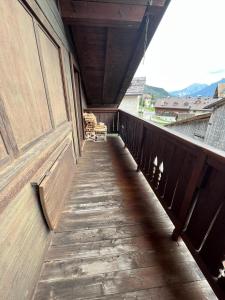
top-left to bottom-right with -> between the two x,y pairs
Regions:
84,108 -> 119,133
119,109 -> 225,300
82,108 -> 225,298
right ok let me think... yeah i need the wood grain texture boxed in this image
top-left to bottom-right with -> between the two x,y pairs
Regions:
0,132 -> 75,299
0,133 -> 8,161
33,136 -> 215,300
0,97 -> 19,159
61,0 -> 146,28
66,0 -> 166,5
71,67 -> 84,143
0,123 -> 71,214
39,143 -> 75,230
0,127 -> 11,170
68,1 -> 170,106
61,50 -> 80,159
36,0 -> 66,39
0,1 -> 52,149
33,0 -> 73,51
0,1 -> 83,299
38,26 -> 68,126
102,28 -> 138,104
0,184 -> 50,300
119,109 -> 225,299
71,25 -> 139,106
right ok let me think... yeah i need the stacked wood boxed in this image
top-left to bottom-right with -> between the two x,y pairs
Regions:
95,122 -> 107,141
83,113 -> 97,130
83,113 -> 107,141
83,113 -> 97,140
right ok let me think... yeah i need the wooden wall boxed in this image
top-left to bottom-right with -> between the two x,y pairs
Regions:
0,0 -> 85,299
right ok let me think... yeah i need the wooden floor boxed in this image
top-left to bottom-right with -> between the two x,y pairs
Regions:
33,136 -> 217,300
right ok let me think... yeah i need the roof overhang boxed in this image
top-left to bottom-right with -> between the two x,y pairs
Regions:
59,0 -> 170,107
167,112 -> 212,127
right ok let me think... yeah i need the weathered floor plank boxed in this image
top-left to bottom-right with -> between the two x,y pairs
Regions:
33,136 -> 217,300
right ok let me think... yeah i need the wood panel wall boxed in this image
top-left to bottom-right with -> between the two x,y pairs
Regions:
61,51 -> 80,158
0,1 -> 52,150
37,26 -> 68,126
0,0 -> 85,299
0,185 -> 50,300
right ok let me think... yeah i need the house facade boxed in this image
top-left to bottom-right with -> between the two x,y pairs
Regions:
214,83 -> 225,98
167,113 -> 211,141
168,98 -> 225,151
119,77 -> 146,114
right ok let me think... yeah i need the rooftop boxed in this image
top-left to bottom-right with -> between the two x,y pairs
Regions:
155,97 -> 218,110
203,97 -> 225,109
126,77 -> 146,96
167,112 -> 212,127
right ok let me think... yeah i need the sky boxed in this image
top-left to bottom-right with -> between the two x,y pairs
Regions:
135,0 -> 225,92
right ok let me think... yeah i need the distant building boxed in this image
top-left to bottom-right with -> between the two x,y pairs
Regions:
155,98 -> 191,117
167,97 -> 225,151
155,96 -> 216,119
119,77 -> 146,114
214,83 -> 225,98
204,98 -> 225,150
167,113 -> 211,141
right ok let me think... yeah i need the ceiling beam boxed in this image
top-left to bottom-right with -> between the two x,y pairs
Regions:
114,0 -> 171,105
60,0 -> 147,28
102,28 -> 138,104
102,28 -> 110,103
65,0 -> 167,6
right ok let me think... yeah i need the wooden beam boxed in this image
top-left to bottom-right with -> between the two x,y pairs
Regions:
102,28 -> 110,103
102,28 -> 138,104
60,0 -> 146,28
63,0 -> 167,6
115,0 -> 171,105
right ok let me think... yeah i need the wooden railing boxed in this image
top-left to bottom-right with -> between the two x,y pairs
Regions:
118,110 -> 225,299
83,108 -> 225,298
84,108 -> 118,133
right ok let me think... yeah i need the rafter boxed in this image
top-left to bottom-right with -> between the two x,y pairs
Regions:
60,0 -> 146,28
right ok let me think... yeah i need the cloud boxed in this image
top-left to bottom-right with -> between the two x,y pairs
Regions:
135,0 -> 225,91
209,69 -> 225,75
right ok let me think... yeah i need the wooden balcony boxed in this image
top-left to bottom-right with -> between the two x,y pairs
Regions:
3,1 -> 223,299
32,109 -> 225,299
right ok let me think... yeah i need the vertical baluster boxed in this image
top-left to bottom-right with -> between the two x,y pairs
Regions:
147,131 -> 160,187
135,120 -> 143,165
151,156 -> 158,182
136,125 -> 145,171
158,142 -> 174,199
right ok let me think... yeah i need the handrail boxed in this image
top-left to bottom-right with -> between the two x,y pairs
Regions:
119,109 -> 225,161
118,109 -> 225,300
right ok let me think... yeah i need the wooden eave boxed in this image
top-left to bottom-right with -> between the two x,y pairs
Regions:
59,0 -> 170,107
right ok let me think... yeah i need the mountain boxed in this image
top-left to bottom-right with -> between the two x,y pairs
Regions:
170,78 -> 225,97
190,78 -> 225,97
170,83 -> 208,97
144,85 -> 170,99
